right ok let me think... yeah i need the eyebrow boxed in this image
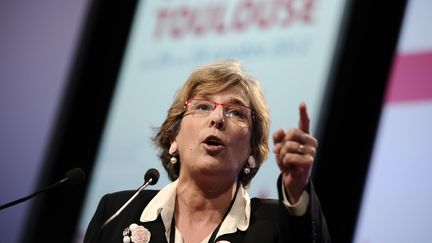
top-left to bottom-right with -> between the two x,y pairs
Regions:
197,94 -> 250,107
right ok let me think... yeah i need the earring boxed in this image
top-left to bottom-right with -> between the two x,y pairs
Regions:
243,155 -> 256,174
248,155 -> 256,169
170,155 -> 177,165
243,167 -> 250,174
169,142 -> 178,164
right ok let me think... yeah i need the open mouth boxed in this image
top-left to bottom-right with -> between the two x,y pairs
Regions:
203,136 -> 225,146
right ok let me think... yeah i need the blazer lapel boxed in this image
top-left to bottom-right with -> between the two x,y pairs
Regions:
141,216 -> 168,243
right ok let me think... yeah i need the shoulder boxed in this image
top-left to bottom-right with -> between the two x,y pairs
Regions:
98,190 -> 159,213
104,189 -> 159,200
250,197 -> 285,220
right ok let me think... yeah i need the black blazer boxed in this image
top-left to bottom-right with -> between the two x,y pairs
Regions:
84,177 -> 330,243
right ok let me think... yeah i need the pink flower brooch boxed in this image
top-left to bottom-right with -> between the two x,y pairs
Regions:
122,223 -> 151,243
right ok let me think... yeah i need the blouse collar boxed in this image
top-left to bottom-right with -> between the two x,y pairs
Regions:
140,179 -> 251,241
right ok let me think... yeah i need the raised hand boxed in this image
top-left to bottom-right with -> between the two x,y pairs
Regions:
272,102 -> 318,204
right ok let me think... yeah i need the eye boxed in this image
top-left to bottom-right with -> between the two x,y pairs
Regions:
193,101 -> 213,112
225,105 -> 247,119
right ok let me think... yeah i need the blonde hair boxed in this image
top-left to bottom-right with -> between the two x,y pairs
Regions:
152,59 -> 270,187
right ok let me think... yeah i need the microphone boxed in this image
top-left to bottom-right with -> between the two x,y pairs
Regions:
144,168 -> 160,186
100,168 -> 159,229
0,168 -> 86,210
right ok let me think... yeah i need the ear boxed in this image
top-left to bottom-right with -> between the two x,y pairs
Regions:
169,141 -> 178,155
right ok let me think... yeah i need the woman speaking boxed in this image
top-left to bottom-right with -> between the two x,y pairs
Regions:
84,59 -> 331,243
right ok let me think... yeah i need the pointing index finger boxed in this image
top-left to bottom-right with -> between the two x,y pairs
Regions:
298,102 -> 310,134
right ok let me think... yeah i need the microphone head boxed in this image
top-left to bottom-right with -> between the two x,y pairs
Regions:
65,168 -> 86,186
144,168 -> 159,185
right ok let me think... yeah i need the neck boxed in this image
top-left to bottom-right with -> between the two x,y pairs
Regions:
173,178 -> 238,243
175,176 -> 237,222
179,177 -> 236,209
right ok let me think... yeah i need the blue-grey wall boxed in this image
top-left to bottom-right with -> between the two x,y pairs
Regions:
0,1 -> 88,242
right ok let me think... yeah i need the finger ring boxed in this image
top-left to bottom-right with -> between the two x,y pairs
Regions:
298,144 -> 304,154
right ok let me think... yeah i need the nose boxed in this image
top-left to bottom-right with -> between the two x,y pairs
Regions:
209,105 -> 225,129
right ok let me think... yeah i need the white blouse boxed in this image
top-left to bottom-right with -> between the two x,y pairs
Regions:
139,179 -> 309,243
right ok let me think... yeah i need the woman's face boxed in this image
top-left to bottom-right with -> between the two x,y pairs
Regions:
174,86 -> 252,184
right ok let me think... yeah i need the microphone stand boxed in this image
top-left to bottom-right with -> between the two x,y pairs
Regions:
88,168 -> 158,242
0,178 -> 68,210
101,178 -> 154,229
